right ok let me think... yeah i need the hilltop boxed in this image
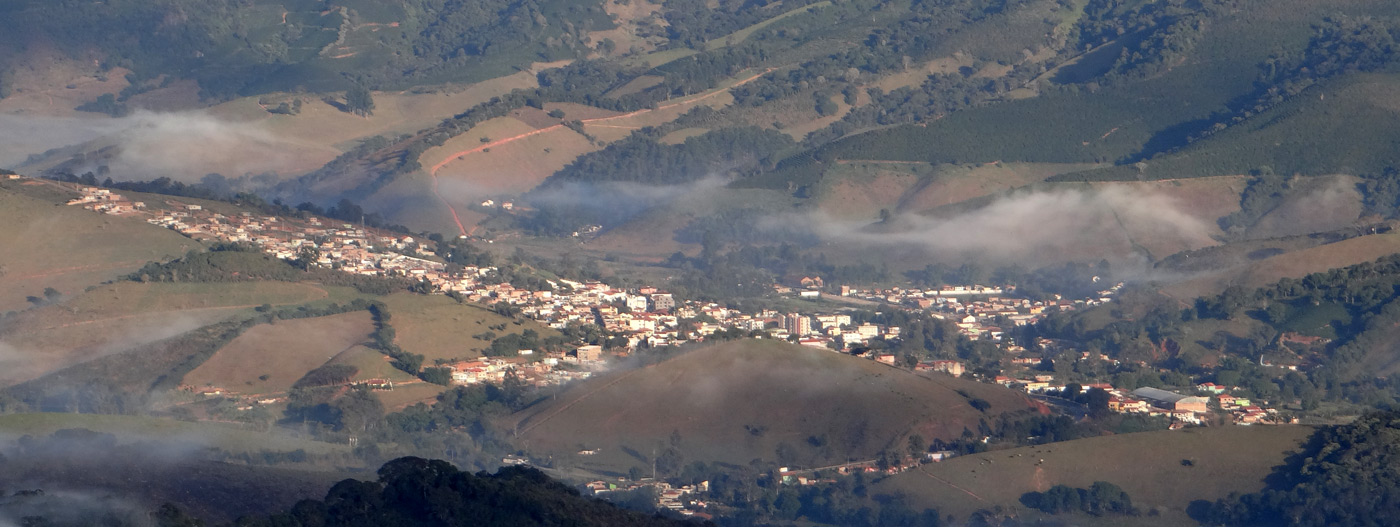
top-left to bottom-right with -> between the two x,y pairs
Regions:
507,339 -> 1038,476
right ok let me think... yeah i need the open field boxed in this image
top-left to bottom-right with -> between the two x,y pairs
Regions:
185,311 -> 374,395
0,281 -> 329,386
433,124 -> 597,196
874,425 -> 1314,526
0,182 -> 201,312
506,339 -> 1037,476
377,293 -> 560,364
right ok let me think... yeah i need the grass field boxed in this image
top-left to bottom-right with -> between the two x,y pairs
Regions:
873,425 -> 1314,526
377,293 -> 560,364
506,339 -> 1036,476
0,281 -> 329,386
0,182 -> 201,312
185,311 -> 374,395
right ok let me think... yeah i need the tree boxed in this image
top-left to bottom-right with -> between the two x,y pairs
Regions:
345,85 -> 375,117
295,245 -> 320,270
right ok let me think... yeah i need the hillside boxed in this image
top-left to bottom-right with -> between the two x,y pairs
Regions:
873,425 -> 1314,526
506,339 -> 1037,476
0,180 -> 200,313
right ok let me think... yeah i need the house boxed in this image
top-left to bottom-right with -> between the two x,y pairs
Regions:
876,354 -> 896,365
799,276 -> 824,288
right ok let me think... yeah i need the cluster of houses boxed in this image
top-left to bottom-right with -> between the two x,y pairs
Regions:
991,375 -> 1284,427
68,187 -> 146,214
445,354 -> 597,388
834,282 -> 1123,342
64,182 -> 1285,428
585,478 -> 711,517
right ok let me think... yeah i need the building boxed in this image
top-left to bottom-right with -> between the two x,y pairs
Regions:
1132,387 -> 1210,413
785,314 -> 812,337
649,293 -> 675,312
575,345 -> 603,362
928,360 -> 965,377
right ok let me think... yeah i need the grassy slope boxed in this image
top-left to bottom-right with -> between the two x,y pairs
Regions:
378,293 -> 561,363
875,425 -> 1314,525
0,281 -> 329,387
506,339 -> 1036,476
0,181 -> 201,312
185,310 -> 375,394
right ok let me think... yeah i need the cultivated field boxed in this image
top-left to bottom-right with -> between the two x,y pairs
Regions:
874,425 -> 1314,526
185,311 -> 375,395
506,339 -> 1037,476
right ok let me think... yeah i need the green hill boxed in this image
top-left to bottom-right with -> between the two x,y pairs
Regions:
507,339 -> 1037,476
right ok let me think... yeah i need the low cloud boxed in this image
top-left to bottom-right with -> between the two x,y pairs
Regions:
761,186 -> 1218,269
0,110 -> 305,181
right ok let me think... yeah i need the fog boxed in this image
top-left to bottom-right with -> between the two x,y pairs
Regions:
0,111 -> 303,181
760,186 -> 1218,270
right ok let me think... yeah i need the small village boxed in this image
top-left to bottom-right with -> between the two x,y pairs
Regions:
63,183 -> 1288,512
66,184 -> 1286,427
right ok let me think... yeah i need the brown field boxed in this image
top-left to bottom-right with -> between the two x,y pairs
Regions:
0,281 -> 329,386
0,183 -> 201,312
377,293 -> 560,364
899,162 -> 1103,213
1164,232 -> 1400,300
419,116 -> 542,173
184,311 -> 374,395
433,125 -> 598,196
506,339 -> 1038,476
540,102 -> 625,122
874,425 -> 1314,526
816,169 -> 921,220
372,381 -> 449,410
0,54 -> 132,118
213,69 -> 540,151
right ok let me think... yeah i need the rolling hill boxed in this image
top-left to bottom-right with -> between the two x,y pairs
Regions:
506,339 -> 1038,476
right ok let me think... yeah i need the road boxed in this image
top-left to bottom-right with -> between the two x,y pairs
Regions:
1030,393 -> 1089,420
